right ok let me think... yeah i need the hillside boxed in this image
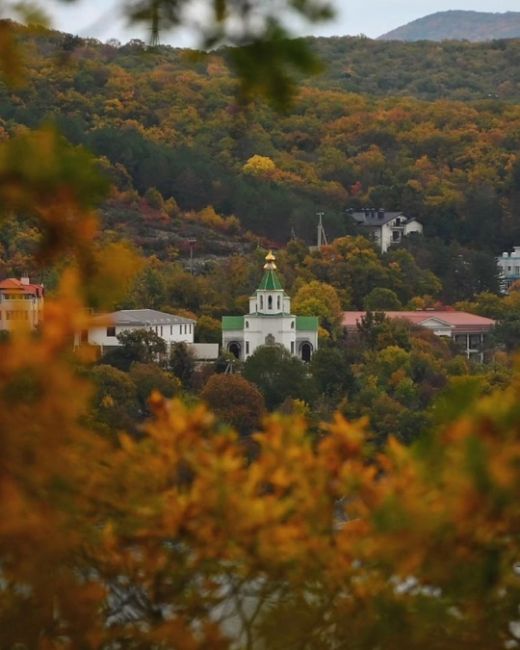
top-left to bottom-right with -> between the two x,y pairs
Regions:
378,10 -> 520,42
308,36 -> 520,100
1,24 -> 520,257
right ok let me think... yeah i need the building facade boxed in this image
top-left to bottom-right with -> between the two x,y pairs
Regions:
222,252 -> 319,362
342,310 -> 495,362
81,309 -> 196,354
350,209 -> 423,253
0,276 -> 44,331
497,247 -> 520,292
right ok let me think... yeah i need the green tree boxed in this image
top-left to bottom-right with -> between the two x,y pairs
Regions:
196,314 -> 222,344
169,341 -> 196,388
102,328 -> 167,371
89,364 -> 140,435
310,346 -> 354,398
129,362 -> 180,416
364,287 -> 403,311
243,345 -> 317,410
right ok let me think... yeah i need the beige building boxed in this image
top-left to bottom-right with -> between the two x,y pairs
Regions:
0,277 -> 44,331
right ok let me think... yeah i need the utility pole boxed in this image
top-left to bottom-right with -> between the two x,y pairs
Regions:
317,211 -> 328,250
187,238 -> 196,274
149,2 -> 160,47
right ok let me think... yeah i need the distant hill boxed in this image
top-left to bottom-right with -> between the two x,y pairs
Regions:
378,10 -> 520,42
307,36 -> 520,101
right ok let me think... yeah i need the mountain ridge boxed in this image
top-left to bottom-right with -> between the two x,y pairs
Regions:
378,10 -> 520,42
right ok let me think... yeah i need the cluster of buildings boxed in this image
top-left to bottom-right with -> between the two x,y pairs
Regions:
0,252 -> 320,363
1,249 -> 497,364
3,208 -> 516,368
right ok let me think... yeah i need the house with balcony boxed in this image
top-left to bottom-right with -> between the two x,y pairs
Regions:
349,208 -> 423,253
0,276 -> 44,331
342,310 -> 495,362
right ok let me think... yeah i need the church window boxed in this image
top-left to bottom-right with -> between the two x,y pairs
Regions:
245,320 -> 249,328
260,295 -> 264,309
246,341 -> 250,354
291,341 -> 294,354
291,321 -> 294,329
277,295 -> 281,310
268,295 -> 273,310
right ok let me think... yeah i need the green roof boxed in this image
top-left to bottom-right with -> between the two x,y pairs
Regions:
257,269 -> 283,291
296,316 -> 319,331
222,316 -> 244,331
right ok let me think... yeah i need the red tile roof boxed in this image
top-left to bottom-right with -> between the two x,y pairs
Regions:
0,278 -> 44,296
342,311 -> 495,333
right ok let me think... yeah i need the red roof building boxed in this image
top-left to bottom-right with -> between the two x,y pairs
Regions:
342,310 -> 495,362
0,277 -> 44,331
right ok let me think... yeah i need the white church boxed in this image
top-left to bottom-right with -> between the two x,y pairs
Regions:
222,252 -> 319,362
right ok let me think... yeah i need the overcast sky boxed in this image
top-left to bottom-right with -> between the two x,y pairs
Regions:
45,0 -> 520,45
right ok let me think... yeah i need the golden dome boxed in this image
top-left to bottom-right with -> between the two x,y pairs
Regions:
265,251 -> 276,262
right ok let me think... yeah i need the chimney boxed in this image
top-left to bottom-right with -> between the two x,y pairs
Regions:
378,207 -> 385,220
20,275 -> 30,285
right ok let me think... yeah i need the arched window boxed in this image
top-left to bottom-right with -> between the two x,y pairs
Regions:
291,321 -> 294,329
260,295 -> 264,309
245,320 -> 249,328
277,295 -> 281,310
268,295 -> 273,310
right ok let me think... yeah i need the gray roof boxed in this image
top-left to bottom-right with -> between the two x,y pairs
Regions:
95,309 -> 195,327
351,210 -> 408,227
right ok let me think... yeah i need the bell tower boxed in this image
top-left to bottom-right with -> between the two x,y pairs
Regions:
249,251 -> 290,315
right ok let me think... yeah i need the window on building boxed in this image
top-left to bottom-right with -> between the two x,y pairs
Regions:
392,230 -> 401,242
170,326 -> 173,335
245,321 -> 249,328
277,295 -> 281,310
160,326 -> 163,336
469,334 -> 482,349
291,321 -> 294,329
107,327 -> 116,337
246,341 -> 250,354
291,341 -> 294,354
268,295 -> 273,310
260,295 -> 263,309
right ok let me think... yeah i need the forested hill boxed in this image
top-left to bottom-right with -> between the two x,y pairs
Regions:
378,10 -> 520,42
1,24 -> 520,252
307,36 -> 520,100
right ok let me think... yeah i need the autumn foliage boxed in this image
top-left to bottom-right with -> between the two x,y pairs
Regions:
1,11 -> 520,650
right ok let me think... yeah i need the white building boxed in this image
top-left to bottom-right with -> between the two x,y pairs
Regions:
79,309 -> 196,354
497,247 -> 520,292
222,252 -> 319,362
0,276 -> 44,331
350,209 -> 423,253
